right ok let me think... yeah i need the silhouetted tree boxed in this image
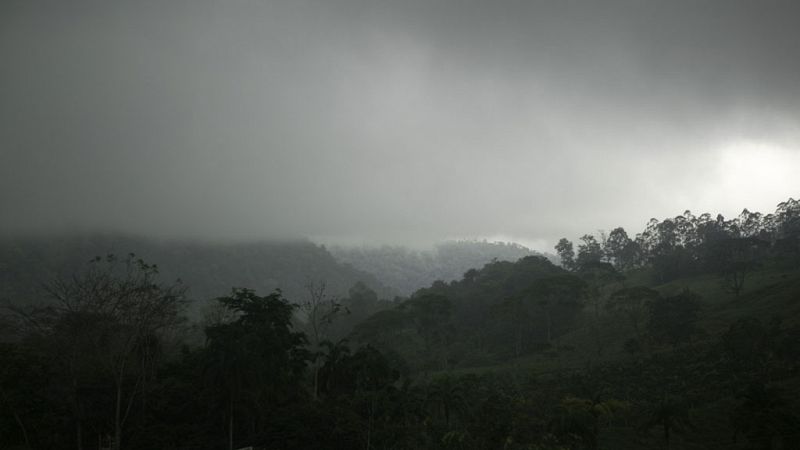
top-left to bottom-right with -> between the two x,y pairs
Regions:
577,235 -> 604,268
555,238 -> 576,271
299,280 -> 346,400
708,237 -> 768,296
15,254 -> 186,450
604,227 -> 635,270
204,288 -> 309,450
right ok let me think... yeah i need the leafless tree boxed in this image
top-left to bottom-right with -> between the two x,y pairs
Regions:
11,254 -> 186,450
299,280 -> 346,400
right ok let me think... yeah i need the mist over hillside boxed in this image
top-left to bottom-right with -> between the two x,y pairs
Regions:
4,198 -> 800,449
0,234 -> 396,314
0,235 -> 550,311
4,1 -> 800,448
329,240 -> 552,296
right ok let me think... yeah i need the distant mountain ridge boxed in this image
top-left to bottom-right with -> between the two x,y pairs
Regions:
0,234 -> 395,315
329,240 -> 552,296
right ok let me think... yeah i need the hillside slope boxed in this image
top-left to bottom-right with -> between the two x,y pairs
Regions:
330,240 -> 551,296
0,234 -> 395,315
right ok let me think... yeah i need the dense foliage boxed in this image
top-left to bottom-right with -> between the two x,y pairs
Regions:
556,198 -> 800,284
2,198 -> 800,449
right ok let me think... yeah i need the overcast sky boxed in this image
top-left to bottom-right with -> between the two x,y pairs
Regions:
2,0 -> 800,251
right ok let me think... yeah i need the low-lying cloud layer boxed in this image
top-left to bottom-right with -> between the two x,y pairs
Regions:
2,0 -> 800,250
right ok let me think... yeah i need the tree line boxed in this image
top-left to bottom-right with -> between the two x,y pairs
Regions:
2,197 -> 800,449
555,198 -> 800,289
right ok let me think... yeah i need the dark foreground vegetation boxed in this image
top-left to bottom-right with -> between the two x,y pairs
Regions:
2,198 -> 800,450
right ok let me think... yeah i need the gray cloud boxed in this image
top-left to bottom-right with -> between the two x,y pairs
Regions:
2,0 -> 800,250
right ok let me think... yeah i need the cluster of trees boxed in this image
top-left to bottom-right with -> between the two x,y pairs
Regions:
350,256 -> 591,369
3,198 -> 800,449
556,198 -> 800,289
351,256 -> 714,373
1,251 -> 732,450
1,255 -> 187,450
5,281 -> 799,450
0,255 -> 403,450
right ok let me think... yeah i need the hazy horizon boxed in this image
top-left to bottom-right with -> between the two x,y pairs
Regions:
3,1 -> 800,252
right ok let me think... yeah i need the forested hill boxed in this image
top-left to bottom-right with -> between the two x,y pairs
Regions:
3,200 -> 800,449
352,197 -> 800,373
329,240 -> 550,296
0,234 -> 395,312
351,255 -> 575,369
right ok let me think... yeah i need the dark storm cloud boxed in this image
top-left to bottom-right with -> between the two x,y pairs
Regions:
2,0 -> 800,249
